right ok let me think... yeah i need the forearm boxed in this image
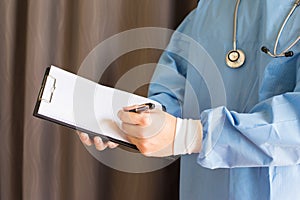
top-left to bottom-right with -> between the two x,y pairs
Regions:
198,93 -> 300,169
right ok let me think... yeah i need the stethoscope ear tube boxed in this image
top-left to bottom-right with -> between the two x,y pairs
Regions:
260,0 -> 299,58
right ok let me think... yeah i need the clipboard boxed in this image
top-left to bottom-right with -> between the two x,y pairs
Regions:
33,65 -> 163,149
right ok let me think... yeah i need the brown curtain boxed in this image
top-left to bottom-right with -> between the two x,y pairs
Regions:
0,0 -> 197,200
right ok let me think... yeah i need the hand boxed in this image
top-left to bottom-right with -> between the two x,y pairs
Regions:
117,106 -> 177,157
77,131 -> 119,151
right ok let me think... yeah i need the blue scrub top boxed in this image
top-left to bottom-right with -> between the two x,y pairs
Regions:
148,0 -> 300,199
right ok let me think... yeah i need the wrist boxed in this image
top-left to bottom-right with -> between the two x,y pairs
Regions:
173,118 -> 203,155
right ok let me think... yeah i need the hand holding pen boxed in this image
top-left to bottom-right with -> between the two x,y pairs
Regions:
118,102 -> 177,157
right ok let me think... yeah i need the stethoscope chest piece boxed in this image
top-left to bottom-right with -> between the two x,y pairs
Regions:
226,49 -> 245,68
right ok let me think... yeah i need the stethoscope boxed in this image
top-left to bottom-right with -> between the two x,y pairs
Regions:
226,0 -> 300,68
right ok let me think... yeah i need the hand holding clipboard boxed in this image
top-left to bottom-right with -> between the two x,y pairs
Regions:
33,65 -> 164,150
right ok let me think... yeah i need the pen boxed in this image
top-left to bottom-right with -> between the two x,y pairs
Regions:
128,103 -> 155,113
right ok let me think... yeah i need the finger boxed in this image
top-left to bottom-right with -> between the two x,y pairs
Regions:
94,136 -> 108,151
107,141 -> 119,149
79,132 -> 93,146
121,123 -> 157,139
125,135 -> 141,147
125,135 -> 151,155
126,135 -> 172,157
121,123 -> 142,138
118,110 -> 151,126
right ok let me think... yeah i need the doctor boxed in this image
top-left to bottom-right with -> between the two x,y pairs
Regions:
80,0 -> 300,199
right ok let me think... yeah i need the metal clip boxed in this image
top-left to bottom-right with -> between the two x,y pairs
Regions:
38,75 -> 56,103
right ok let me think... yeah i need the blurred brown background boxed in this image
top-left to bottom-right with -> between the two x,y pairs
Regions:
0,0 -> 197,199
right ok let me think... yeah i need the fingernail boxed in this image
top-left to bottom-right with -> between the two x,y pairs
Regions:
80,134 -> 87,141
94,137 -> 101,144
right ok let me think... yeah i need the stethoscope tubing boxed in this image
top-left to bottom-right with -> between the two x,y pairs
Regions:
232,0 -> 240,51
273,0 -> 300,57
232,0 -> 299,59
